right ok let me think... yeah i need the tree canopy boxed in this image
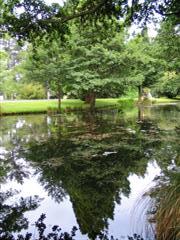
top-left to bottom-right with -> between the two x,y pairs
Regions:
1,0 -> 179,42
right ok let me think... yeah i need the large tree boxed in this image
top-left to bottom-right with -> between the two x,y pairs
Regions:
1,0 -> 179,43
65,23 -> 129,109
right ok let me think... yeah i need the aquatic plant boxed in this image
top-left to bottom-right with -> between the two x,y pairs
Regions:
146,171 -> 180,240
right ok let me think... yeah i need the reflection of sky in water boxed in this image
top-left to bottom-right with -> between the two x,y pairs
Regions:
1,164 -> 85,239
109,161 -> 161,239
2,161 -> 161,239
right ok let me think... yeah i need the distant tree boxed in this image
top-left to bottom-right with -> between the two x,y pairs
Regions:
124,29 -> 160,100
152,19 -> 180,97
154,71 -> 180,98
0,48 -> 19,99
0,50 -> 9,94
21,38 -> 71,110
0,36 -> 23,99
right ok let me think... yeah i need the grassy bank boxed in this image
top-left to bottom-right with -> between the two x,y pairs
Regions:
0,99 -> 85,115
0,97 -> 179,115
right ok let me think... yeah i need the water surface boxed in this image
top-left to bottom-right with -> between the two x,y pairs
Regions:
0,104 -> 179,239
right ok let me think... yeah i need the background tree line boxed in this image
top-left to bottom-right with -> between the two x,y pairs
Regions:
0,0 -> 179,108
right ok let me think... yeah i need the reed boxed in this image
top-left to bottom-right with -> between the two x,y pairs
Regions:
155,185 -> 180,240
147,172 -> 180,240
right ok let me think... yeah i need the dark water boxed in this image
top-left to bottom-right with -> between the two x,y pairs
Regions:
0,104 -> 179,239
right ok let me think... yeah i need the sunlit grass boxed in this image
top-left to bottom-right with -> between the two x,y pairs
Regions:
0,99 -> 85,114
152,97 -> 180,103
0,97 -> 179,115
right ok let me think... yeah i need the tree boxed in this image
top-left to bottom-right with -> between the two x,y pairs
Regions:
21,38 -> 71,109
123,29 -> 160,100
64,23 -> 131,109
0,36 -> 24,99
18,21 -> 130,109
0,49 -> 9,94
1,0 -> 179,43
152,19 -> 180,97
0,46 -> 19,99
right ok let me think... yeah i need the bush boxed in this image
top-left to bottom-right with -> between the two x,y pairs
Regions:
17,83 -> 46,100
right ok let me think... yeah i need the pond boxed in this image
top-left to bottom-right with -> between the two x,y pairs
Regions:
0,104 -> 179,240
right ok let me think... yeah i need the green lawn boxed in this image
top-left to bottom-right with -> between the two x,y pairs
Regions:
152,97 -> 180,103
0,99 -> 86,114
0,97 -> 179,115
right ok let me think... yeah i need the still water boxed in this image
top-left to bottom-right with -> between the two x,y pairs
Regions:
0,104 -> 179,239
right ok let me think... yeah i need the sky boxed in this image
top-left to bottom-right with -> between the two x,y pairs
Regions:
45,0 -> 64,5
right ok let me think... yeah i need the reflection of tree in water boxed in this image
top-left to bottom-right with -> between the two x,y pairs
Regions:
0,190 -> 41,237
24,109 -> 179,239
24,125 -> 158,239
0,117 -> 45,238
0,148 -> 30,184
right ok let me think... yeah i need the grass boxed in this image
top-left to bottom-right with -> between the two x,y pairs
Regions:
0,98 -> 120,115
0,99 -> 85,115
152,97 -> 180,104
0,97 -> 179,115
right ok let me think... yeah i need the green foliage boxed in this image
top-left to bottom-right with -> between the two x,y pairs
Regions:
154,71 -> 180,98
1,4 -> 179,103
123,87 -> 138,98
151,19 -> 180,98
0,77 -> 18,99
22,38 -> 71,94
125,32 -> 160,90
17,83 -> 46,99
0,50 -> 9,93
65,24 -> 130,105
1,0 -> 179,42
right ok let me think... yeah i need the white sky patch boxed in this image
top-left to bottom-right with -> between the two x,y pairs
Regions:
129,22 -> 159,38
45,0 -> 64,5
147,23 -> 159,38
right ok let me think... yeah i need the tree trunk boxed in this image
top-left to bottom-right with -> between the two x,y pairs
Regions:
57,89 -> 61,112
46,81 -> 50,100
85,92 -> 96,110
138,85 -> 142,102
138,106 -> 144,122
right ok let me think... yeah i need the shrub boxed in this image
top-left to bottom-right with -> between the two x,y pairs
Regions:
18,83 -> 46,99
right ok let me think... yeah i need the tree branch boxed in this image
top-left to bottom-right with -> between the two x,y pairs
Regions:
40,0 -> 106,25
